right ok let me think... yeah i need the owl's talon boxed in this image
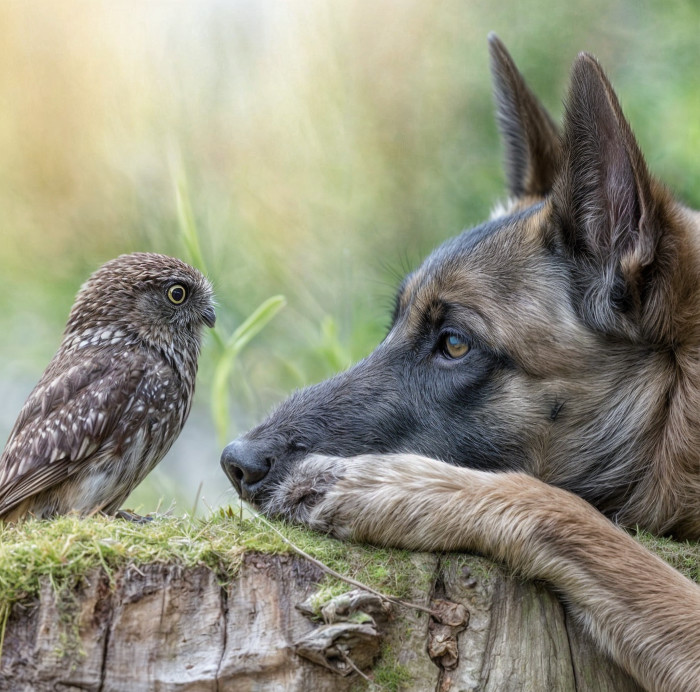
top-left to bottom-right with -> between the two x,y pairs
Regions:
114,509 -> 154,523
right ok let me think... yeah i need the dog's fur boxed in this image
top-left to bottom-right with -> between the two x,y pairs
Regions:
221,37 -> 700,691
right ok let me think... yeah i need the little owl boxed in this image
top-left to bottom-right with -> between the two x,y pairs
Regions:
0,252 -> 215,521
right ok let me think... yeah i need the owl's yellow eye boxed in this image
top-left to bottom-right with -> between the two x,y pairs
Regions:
167,284 -> 187,305
443,333 -> 470,359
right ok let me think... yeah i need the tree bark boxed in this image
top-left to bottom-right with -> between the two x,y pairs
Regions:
0,552 -> 642,691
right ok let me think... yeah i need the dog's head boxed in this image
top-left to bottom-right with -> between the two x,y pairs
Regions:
221,37 -> 698,523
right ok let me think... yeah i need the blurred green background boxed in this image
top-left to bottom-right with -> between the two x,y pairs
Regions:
1,0 -> 698,515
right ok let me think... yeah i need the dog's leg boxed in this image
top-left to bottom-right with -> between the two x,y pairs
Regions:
288,454 -> 700,692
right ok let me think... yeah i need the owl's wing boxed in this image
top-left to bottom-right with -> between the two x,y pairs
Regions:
0,350 -> 161,516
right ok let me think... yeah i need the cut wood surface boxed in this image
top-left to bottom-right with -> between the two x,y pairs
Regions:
0,548 -> 643,691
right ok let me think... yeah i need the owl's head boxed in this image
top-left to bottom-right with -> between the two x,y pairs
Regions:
65,253 -> 215,358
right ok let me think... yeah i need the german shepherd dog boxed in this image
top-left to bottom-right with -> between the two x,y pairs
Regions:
221,36 -> 700,691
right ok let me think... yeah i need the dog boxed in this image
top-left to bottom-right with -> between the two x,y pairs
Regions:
220,36 -> 700,692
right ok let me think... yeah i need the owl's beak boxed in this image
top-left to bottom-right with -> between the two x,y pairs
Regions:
202,306 -> 216,328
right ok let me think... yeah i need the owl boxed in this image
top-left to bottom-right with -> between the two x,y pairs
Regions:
0,253 -> 215,521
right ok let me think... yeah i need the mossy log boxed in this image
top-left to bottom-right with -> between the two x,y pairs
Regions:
0,515 -> 646,692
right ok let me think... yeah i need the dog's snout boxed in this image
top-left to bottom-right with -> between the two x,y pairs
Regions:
220,439 -> 272,497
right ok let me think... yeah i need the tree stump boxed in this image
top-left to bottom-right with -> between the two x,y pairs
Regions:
0,549 -> 642,691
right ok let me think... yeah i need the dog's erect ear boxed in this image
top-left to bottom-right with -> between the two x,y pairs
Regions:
488,34 -> 562,198
553,53 -> 669,341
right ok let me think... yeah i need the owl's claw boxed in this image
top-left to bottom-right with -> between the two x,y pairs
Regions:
113,509 -> 154,523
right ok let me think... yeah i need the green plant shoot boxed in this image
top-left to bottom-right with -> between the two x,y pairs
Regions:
173,156 -> 286,444
211,295 -> 286,445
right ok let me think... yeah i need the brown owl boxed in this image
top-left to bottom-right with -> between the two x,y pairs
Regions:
0,253 -> 215,521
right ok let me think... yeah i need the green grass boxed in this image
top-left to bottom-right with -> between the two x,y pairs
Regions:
636,530 -> 700,583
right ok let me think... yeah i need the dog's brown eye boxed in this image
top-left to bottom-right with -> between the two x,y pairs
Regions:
442,333 -> 470,359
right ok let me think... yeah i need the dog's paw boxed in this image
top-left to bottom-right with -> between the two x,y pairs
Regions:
261,454 -> 348,529
305,454 -> 409,541
263,452 -> 463,546
302,453 -> 482,549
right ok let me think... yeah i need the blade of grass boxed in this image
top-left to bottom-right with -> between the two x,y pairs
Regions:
170,148 -> 208,275
212,295 -> 286,444
175,171 -> 208,275
170,151 -> 286,445
210,326 -> 227,351
225,295 -> 287,353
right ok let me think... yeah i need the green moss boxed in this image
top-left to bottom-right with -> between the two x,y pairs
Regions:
368,643 -> 415,691
0,510 -> 421,613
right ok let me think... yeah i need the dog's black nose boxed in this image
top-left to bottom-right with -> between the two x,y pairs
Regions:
220,439 -> 272,498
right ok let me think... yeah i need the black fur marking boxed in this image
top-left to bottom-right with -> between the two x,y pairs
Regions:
550,400 -> 565,421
